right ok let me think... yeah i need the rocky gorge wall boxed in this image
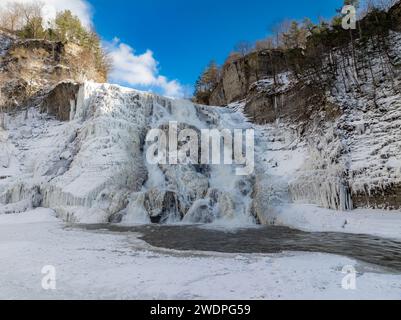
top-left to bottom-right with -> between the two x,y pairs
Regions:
209,1 -> 401,108
253,30 -> 401,211
205,2 -> 401,211
0,30 -> 105,114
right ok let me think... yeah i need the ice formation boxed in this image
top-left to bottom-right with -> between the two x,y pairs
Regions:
292,31 -> 401,210
0,82 -> 256,225
258,31 -> 401,212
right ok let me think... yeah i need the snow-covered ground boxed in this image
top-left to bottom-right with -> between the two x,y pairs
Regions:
253,124 -> 401,240
0,209 -> 400,300
271,204 -> 401,241
250,103 -> 401,240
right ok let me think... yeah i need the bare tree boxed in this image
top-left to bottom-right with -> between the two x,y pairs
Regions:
370,0 -> 397,10
358,0 -> 397,19
271,20 -> 292,48
224,51 -> 242,64
0,1 -> 44,33
21,1 -> 43,25
0,2 -> 24,31
255,37 -> 275,50
234,41 -> 254,57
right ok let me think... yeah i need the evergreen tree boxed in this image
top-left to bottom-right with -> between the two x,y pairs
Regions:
54,10 -> 88,43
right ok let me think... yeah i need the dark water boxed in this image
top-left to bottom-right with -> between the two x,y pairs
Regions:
79,224 -> 401,272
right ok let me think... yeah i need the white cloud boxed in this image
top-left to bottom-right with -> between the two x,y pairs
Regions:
106,38 -> 186,98
1,1 -> 187,98
0,0 -> 93,28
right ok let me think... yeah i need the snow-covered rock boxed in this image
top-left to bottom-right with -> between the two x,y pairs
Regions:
0,82 -> 257,224
243,30 -> 401,215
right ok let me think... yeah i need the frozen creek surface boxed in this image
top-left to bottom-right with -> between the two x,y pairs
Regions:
82,223 -> 401,272
1,209 -> 401,300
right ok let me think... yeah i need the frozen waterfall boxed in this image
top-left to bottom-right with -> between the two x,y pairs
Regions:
122,92 -> 256,226
0,82 -> 258,225
0,81 -> 357,225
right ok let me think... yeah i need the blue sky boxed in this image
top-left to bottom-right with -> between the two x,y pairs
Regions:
3,0 -> 344,96
91,0 -> 343,96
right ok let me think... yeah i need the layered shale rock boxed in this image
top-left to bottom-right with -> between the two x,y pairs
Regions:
203,2 -> 401,211
0,30 -> 105,113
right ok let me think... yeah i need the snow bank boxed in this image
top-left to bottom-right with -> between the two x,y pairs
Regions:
270,204 -> 401,240
0,207 -> 57,225
0,210 -> 400,300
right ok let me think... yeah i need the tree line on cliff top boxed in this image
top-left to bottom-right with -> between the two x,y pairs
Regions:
194,0 -> 399,104
0,1 -> 110,80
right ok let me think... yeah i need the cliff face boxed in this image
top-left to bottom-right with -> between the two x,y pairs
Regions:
210,2 -> 401,108
207,2 -> 401,212
0,30 -> 105,114
209,50 -> 287,106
